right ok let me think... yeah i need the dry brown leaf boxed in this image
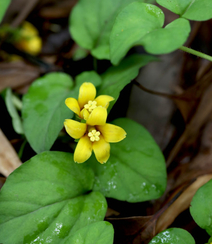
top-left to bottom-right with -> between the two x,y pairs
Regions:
167,83 -> 212,165
156,174 -> 212,233
0,129 -> 22,176
0,61 -> 41,93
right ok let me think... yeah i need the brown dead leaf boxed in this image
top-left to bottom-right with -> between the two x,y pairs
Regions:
156,174 -> 212,233
0,129 -> 22,176
167,82 -> 212,165
0,61 -> 41,93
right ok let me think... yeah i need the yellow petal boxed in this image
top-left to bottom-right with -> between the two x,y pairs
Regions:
97,124 -> 126,143
78,82 -> 96,109
64,119 -> 87,139
80,108 -> 90,120
93,136 -> 110,164
86,107 -> 107,126
95,95 -> 114,108
74,135 -> 93,163
65,98 -> 80,116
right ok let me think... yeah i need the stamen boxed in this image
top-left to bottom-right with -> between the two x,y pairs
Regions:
84,100 -> 97,112
88,129 -> 100,142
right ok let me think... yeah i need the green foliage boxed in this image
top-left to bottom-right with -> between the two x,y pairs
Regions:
156,0 -> 212,21
99,54 -> 157,111
22,71 -> 101,153
66,221 -> 114,244
0,151 -> 113,244
149,228 -> 195,244
110,2 -> 190,65
0,0 -> 11,23
3,88 -> 23,134
190,179 -> 212,236
69,0 -> 147,60
22,72 -> 75,153
88,118 -> 167,202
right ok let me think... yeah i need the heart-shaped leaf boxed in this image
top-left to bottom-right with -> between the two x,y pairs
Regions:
22,71 -> 101,153
0,151 -> 112,243
22,72 -> 74,153
98,54 -> 157,112
149,228 -> 195,244
156,0 -> 212,21
69,0 -> 145,60
88,118 -> 167,202
110,2 -> 190,65
0,0 -> 11,23
190,179 -> 212,236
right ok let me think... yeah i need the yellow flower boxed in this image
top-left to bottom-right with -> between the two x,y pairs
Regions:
65,82 -> 114,125
64,119 -> 126,164
15,21 -> 42,55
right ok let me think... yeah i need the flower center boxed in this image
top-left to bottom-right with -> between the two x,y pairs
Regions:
88,129 -> 100,142
84,100 -> 97,113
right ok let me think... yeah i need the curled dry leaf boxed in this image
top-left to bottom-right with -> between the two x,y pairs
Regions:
0,129 -> 22,177
156,174 -> 212,233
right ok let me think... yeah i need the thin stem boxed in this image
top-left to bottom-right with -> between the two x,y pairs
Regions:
179,46 -> 212,62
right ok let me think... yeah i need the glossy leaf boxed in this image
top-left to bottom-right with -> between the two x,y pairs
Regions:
156,0 -> 212,21
65,221 -> 114,244
98,54 -> 157,112
110,2 -> 190,65
69,0 -> 146,60
88,118 -> 167,202
0,151 -> 111,244
149,228 -> 195,244
22,71 -> 101,153
0,0 -> 11,23
5,88 -> 23,134
190,179 -> 212,236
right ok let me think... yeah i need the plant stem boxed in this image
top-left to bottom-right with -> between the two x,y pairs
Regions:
179,46 -> 212,62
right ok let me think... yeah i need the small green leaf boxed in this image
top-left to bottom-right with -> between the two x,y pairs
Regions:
66,221 -> 114,244
0,151 -> 109,243
98,54 -> 157,112
88,118 -> 167,202
149,228 -> 195,244
156,0 -> 212,21
22,72 -> 75,153
69,0 -> 145,60
110,2 -> 190,65
5,88 -> 24,134
75,70 -> 102,90
0,0 -> 11,23
190,179 -> 212,236
140,18 -> 190,54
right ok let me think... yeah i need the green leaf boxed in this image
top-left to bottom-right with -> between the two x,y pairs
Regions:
75,70 -> 102,90
69,0 -> 146,60
88,118 -> 167,202
0,0 -> 11,23
0,151 -> 111,243
22,71 -> 101,154
156,0 -> 212,21
5,88 -> 24,134
98,54 -> 157,112
22,72 -> 75,153
66,221 -> 114,244
110,2 -> 190,65
149,228 -> 195,244
190,179 -> 212,236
